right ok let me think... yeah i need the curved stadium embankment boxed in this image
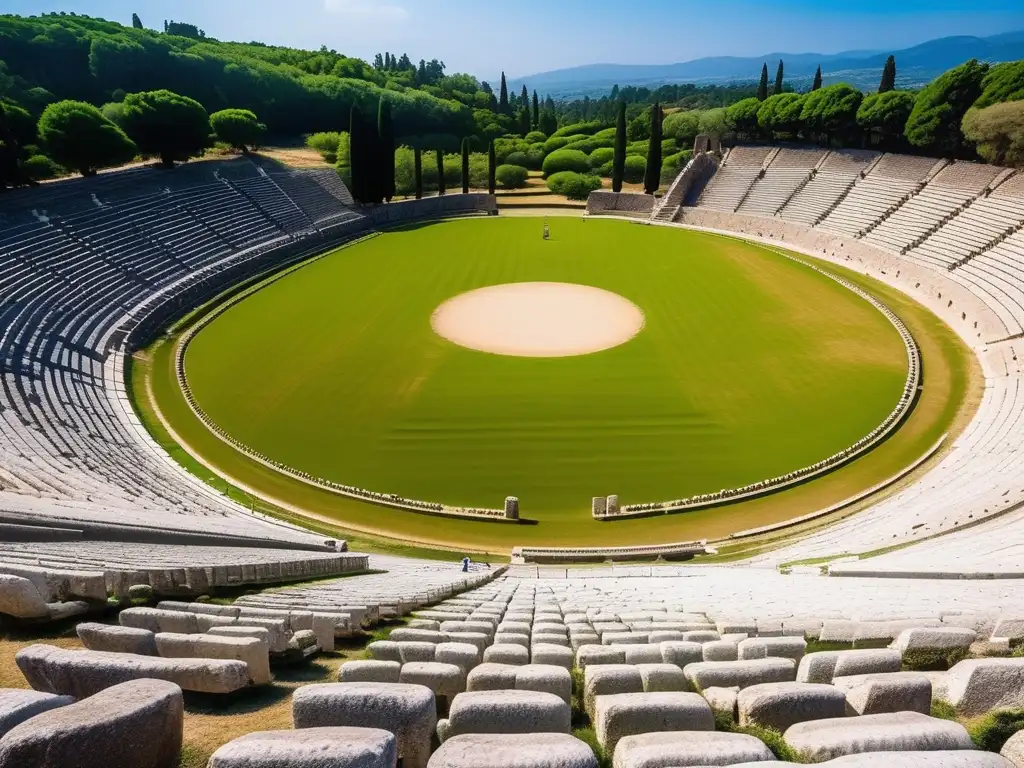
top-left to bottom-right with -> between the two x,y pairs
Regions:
133,216 -> 976,552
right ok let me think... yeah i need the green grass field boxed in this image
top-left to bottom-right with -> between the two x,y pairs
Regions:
137,217 -> 976,551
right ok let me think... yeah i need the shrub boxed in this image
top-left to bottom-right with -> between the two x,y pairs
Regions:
524,146 -> 546,170
546,171 -> 602,199
542,149 -> 590,177
505,151 -> 529,167
495,164 -> 529,189
594,127 -> 617,141
542,135 -> 573,154
494,137 -> 530,163
22,154 -> 64,180
662,110 -> 701,147
661,138 -> 678,156
623,155 -> 646,183
627,140 -> 649,157
307,131 -> 344,164
589,147 -> 615,169
524,130 -> 547,143
210,108 -> 265,153
551,120 -> 604,138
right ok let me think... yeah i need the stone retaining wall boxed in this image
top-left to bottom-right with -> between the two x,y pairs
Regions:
586,192 -> 655,217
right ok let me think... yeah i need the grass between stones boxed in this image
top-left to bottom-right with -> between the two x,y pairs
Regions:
136,217 -> 977,552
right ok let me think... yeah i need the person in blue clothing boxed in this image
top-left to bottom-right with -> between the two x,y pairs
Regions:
461,556 -> 470,572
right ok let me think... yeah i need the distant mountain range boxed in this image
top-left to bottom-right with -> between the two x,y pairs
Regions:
509,31 -> 1024,100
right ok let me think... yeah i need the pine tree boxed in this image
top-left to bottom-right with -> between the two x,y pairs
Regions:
414,146 -> 423,200
757,63 -> 769,101
377,99 -> 395,202
461,137 -> 470,194
612,101 -> 627,194
436,149 -> 446,195
132,13 -> 143,29
532,91 -> 540,130
488,139 -> 496,195
879,55 -> 896,93
643,103 -> 662,195
774,60 -> 784,96
499,73 -> 509,114
812,66 -> 823,91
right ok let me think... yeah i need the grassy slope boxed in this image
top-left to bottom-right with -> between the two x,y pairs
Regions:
138,217 -> 975,552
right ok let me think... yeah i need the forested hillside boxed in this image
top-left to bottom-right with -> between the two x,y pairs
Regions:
0,12 -> 498,140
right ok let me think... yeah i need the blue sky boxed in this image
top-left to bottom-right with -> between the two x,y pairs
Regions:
7,0 -> 1023,78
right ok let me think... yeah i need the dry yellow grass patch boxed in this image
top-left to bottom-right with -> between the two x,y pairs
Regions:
1,625 -> 368,768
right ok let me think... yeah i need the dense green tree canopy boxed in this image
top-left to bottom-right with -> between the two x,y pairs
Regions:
0,13 -> 476,140
211,108 -> 265,153
115,89 -> 209,165
757,92 -> 804,136
662,110 -> 700,148
857,91 -> 915,145
905,59 -> 988,155
974,61 -> 1024,110
800,83 -> 863,141
0,100 -> 38,187
726,97 -> 761,137
37,99 -> 136,175
962,100 -> 1024,167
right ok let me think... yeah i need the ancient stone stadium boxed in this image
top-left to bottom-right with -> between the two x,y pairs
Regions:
3,9 -> 1024,768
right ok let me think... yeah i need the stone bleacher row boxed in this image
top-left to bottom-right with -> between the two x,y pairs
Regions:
10,572 -> 1019,767
0,562 -> 506,767
687,149 -> 1024,341
0,158 -> 384,622
666,198 -> 1024,575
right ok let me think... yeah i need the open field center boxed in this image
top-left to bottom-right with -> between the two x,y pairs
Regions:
136,217 -> 977,551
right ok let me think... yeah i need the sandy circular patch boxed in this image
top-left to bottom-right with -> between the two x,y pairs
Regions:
431,282 -> 645,357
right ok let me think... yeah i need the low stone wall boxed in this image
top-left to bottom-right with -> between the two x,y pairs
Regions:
370,193 -> 498,225
586,192 -> 655,218
512,541 -> 710,564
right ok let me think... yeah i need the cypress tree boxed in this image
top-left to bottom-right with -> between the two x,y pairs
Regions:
436,149 -> 445,195
517,107 -> 531,137
349,106 -> 365,203
377,98 -> 395,203
499,72 -> 509,114
414,146 -> 423,199
132,13 -> 144,29
812,66 -> 822,91
757,63 -> 769,101
774,59 -> 784,96
612,101 -> 626,193
643,103 -> 662,195
879,55 -> 896,93
488,139 -> 496,195
532,91 -> 540,129
520,85 -> 529,110
461,137 -> 470,194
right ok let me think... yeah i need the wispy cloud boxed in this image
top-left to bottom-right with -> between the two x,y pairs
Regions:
324,0 -> 409,21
